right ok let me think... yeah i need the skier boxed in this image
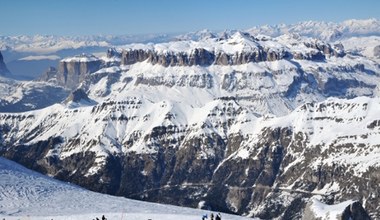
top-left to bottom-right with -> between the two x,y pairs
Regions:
210,213 -> 214,220
202,214 -> 208,220
102,215 -> 107,220
216,213 -> 221,220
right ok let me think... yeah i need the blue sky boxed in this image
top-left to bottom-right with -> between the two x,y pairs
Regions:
1,0 -> 379,36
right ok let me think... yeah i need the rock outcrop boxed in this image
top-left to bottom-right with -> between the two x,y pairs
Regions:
39,66 -> 58,82
64,88 -> 92,104
374,45 -> 380,58
57,54 -> 103,89
302,200 -> 371,220
117,33 -> 343,67
341,202 -> 371,220
119,43 -> 337,67
0,51 -> 10,76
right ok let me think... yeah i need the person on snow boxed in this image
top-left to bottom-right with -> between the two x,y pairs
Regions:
210,213 -> 214,220
216,212 -> 221,220
102,215 -> 107,220
202,214 -> 208,220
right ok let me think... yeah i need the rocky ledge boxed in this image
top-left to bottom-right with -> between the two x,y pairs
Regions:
117,33 -> 345,67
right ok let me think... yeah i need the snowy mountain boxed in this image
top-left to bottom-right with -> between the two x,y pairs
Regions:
0,94 -> 378,218
246,18 -> 380,41
2,18 -> 380,78
0,34 -> 174,78
45,31 -> 379,116
0,156 -> 251,220
0,19 -> 379,219
0,51 -> 10,76
247,18 -> 380,63
0,76 -> 69,112
0,34 -> 174,55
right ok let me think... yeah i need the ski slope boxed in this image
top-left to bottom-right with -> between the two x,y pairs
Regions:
0,157 -> 252,220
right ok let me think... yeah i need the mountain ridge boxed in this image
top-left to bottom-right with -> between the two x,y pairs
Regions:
0,19 -> 379,219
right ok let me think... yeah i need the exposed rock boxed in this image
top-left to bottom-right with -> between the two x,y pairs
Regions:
341,202 -> 371,220
39,66 -> 58,82
0,51 -> 11,76
302,200 -> 370,220
107,48 -> 121,59
103,48 -> 122,67
121,49 -> 151,65
374,45 -> 380,58
57,54 -> 103,89
333,43 -> 346,57
121,48 -> 215,67
1,98 -> 379,218
64,88 -> 91,104
293,40 -> 346,61
120,41 -> 340,66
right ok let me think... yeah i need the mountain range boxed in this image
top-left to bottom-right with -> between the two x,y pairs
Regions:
0,19 -> 379,219
1,18 -> 380,78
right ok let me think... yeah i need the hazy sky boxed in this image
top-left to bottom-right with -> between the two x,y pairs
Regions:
1,0 -> 380,36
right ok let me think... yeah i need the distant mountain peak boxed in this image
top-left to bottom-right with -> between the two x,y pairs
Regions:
0,51 -> 11,76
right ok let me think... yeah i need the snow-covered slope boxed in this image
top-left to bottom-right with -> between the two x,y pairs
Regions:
89,32 -> 378,117
303,198 -> 370,220
0,156 -> 251,220
0,76 -> 69,112
340,36 -> 380,62
0,94 -> 378,218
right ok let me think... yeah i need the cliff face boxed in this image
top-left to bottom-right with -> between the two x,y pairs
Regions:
113,32 -> 345,67
119,42 -> 340,67
51,32 -> 345,91
302,200 -> 371,220
0,51 -> 11,76
39,66 -> 58,82
57,54 -> 103,89
0,97 -> 379,219
374,45 -> 380,58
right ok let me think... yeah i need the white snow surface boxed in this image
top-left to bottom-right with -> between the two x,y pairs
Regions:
0,76 -> 66,105
309,197 -> 354,220
61,53 -> 100,62
0,157 -> 252,220
340,36 -> 380,61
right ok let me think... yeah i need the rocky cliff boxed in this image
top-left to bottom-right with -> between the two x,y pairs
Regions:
0,51 -> 10,76
57,53 -> 103,89
374,45 -> 380,58
0,96 -> 379,219
118,33 -> 344,67
39,66 -> 58,82
302,199 -> 371,220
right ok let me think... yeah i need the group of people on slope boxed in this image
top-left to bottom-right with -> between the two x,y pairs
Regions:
93,214 -> 107,220
202,212 -> 221,220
